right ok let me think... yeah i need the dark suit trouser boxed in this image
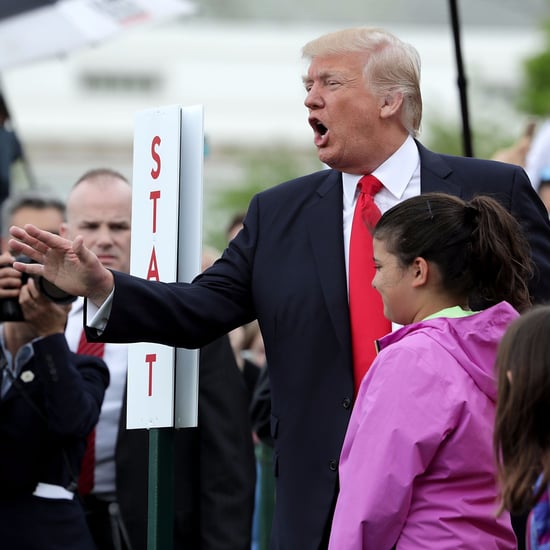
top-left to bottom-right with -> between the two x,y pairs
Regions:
82,494 -> 132,550
0,493 -> 96,550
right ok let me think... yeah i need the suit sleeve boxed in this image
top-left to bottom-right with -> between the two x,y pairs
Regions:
508,165 -> 550,304
32,333 -> 109,437
91,195 -> 262,349
420,146 -> 550,305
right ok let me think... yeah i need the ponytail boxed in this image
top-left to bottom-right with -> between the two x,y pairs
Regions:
467,195 -> 532,311
373,192 -> 533,311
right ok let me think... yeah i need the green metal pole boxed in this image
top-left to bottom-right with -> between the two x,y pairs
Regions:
147,427 -> 175,550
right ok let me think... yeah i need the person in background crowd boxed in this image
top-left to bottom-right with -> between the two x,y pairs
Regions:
224,211 -> 272,550
62,169 -> 255,550
226,211 -> 246,242
491,121 -> 550,216
0,191 -> 109,549
9,27 -> 550,549
224,212 -> 264,399
491,120 -> 536,169
535,166 -> 550,215
527,119 -> 550,191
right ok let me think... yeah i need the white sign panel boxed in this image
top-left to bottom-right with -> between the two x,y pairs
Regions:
127,104 -> 202,429
175,105 -> 203,428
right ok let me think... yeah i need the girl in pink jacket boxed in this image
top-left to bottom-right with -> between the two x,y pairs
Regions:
329,192 -> 533,549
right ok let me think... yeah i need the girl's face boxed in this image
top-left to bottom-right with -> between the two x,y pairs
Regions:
372,238 -> 417,325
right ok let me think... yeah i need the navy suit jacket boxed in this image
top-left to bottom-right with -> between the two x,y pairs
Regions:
91,144 -> 550,549
0,333 -> 109,549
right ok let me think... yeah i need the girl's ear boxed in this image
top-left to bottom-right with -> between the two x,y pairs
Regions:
506,370 -> 513,384
411,257 -> 429,288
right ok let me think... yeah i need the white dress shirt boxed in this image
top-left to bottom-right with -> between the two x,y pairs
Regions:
343,135 -> 421,331
67,297 -> 128,498
342,134 -> 421,286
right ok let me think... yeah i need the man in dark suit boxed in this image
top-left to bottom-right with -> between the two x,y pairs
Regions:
10,27 -> 550,549
0,193 -> 109,549
62,169 -> 255,550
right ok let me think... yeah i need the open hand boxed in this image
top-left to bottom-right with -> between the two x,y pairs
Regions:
9,224 -> 114,307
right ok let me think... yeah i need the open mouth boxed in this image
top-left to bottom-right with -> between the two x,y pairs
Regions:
309,117 -> 329,146
310,117 -> 327,135
316,121 -> 328,136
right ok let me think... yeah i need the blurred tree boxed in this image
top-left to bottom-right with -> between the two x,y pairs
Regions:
518,18 -> 550,116
204,146 -> 319,250
425,117 -> 518,159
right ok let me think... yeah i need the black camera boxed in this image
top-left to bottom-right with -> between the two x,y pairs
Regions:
0,256 -> 77,322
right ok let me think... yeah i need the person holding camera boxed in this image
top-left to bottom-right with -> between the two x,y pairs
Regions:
0,192 -> 109,549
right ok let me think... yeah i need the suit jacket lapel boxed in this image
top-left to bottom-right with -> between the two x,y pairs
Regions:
302,144 -> 462,361
306,170 -> 352,355
417,141 -> 462,196
2,361 -> 37,403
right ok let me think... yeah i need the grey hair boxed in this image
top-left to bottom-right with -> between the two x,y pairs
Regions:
302,27 -> 422,136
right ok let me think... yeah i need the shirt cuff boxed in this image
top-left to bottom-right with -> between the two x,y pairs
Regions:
86,289 -> 114,332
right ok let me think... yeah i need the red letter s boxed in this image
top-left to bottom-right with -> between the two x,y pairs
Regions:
151,135 -> 161,179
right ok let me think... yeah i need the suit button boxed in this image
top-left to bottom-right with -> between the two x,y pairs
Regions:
342,397 -> 351,409
329,459 -> 338,471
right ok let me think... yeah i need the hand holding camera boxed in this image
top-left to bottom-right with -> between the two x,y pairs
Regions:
0,254 -> 23,299
18,277 -> 72,336
0,253 -> 76,323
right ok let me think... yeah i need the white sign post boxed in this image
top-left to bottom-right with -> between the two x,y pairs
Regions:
174,105 -> 203,429
127,104 -> 203,430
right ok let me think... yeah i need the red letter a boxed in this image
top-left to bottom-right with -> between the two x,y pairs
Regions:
147,247 -> 160,281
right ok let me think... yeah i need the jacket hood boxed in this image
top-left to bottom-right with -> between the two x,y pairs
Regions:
377,302 -> 519,402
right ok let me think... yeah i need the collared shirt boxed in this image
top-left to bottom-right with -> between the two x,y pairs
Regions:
0,326 -> 35,398
342,134 -> 421,286
67,297 -> 128,497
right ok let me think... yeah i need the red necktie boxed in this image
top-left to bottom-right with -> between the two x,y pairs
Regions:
76,330 -> 105,496
349,175 -> 391,392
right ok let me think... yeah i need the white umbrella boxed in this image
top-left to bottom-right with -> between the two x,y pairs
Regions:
0,0 -> 196,72
0,0 -> 196,188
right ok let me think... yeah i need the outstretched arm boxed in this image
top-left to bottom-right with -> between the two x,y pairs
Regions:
9,223 -> 114,307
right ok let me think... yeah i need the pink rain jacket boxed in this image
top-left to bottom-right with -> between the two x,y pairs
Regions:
329,302 -> 518,550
